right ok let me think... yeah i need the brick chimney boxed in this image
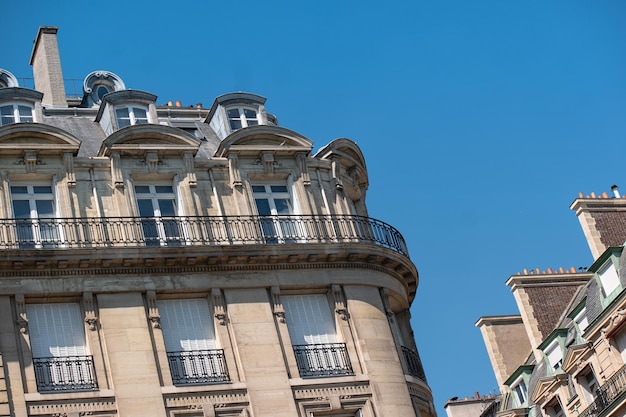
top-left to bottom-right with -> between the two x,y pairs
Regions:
29,26 -> 67,107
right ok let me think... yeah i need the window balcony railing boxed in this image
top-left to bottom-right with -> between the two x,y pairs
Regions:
33,355 -> 98,392
293,343 -> 354,377
167,349 -> 230,385
0,214 -> 409,256
578,364 -> 626,417
401,346 -> 427,382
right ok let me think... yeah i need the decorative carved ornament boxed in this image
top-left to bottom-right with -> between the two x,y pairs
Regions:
212,288 -> 228,326
332,285 -> 349,321
63,152 -> 76,187
296,153 -> 311,186
228,154 -> 242,188
15,293 -> 28,334
271,286 -> 286,323
111,152 -> 123,188
146,290 -> 160,328
82,291 -> 98,331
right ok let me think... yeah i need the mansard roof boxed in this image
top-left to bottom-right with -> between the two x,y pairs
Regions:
99,124 -> 201,157
0,123 -> 81,155
215,125 -> 313,158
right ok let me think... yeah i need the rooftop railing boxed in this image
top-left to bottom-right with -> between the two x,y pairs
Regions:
578,364 -> 626,417
0,214 -> 409,257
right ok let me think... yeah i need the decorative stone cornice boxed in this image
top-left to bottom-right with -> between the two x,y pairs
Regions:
27,398 -> 117,415
163,390 -> 249,408
293,383 -> 371,400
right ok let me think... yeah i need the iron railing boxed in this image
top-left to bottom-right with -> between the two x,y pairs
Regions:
293,343 -> 353,377
167,349 -> 230,385
402,346 -> 427,382
578,364 -> 626,417
33,355 -> 97,392
0,215 -> 409,256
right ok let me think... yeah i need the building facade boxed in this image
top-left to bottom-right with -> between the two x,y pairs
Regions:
0,27 -> 436,417
464,187 -> 626,417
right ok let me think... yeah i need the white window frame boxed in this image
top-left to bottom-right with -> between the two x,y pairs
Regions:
510,376 -> 527,407
226,106 -> 258,131
599,262 -> 621,298
115,105 -> 149,128
613,326 -> 626,363
544,339 -> 563,371
252,183 -> 303,243
134,182 -> 185,246
573,307 -> 589,334
578,368 -> 598,405
0,102 -> 34,126
10,182 -> 63,248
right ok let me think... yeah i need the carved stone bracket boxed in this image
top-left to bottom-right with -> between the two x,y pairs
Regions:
331,157 -> 343,190
332,285 -> 349,321
146,290 -> 161,328
297,153 -> 311,186
15,293 -> 28,334
184,152 -> 197,187
145,151 -> 159,173
228,154 -> 242,188
64,152 -> 76,187
111,152 -> 124,188
212,288 -> 227,326
271,286 -> 286,323
380,288 -> 394,321
23,151 -> 39,173
82,292 -> 98,331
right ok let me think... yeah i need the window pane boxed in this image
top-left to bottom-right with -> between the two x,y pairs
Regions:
229,119 -> 242,130
270,186 -> 288,193
135,185 -> 150,194
274,199 -> 292,215
33,186 -> 53,194
137,199 -> 156,217
155,185 -> 174,193
35,200 -> 54,218
251,185 -> 266,193
243,109 -> 256,118
0,105 -> 14,126
12,200 -> 31,218
227,109 -> 240,118
116,108 -> 131,128
158,199 -> 176,216
18,105 -> 33,122
133,107 -> 148,124
158,299 -> 216,351
255,199 -> 271,215
11,186 -> 28,194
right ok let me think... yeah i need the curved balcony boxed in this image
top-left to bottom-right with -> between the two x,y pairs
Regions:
0,214 -> 409,257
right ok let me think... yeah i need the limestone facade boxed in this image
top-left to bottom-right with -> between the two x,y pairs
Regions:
0,27 -> 435,417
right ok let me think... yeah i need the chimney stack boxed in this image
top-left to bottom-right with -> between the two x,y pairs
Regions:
29,26 -> 67,107
612,185 -> 620,198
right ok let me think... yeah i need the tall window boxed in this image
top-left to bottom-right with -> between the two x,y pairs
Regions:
11,183 -> 59,248
0,103 -> 33,126
26,303 -> 97,392
599,262 -> 620,298
158,299 -> 229,385
282,294 -> 352,377
511,379 -> 527,407
227,107 -> 258,130
135,184 -> 182,246
545,340 -> 563,371
252,184 -> 297,243
578,368 -> 598,405
115,106 -> 148,128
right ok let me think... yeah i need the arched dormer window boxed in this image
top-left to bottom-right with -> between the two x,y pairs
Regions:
206,92 -> 276,140
82,70 -> 126,107
95,90 -> 157,135
0,69 -> 20,89
0,87 -> 43,126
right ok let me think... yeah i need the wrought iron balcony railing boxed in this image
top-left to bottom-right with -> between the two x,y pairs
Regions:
402,346 -> 427,382
293,343 -> 354,377
33,355 -> 98,392
0,215 -> 409,256
167,349 -> 230,385
578,364 -> 626,417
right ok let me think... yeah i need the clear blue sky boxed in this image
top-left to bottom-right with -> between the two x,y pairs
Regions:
3,0 -> 626,414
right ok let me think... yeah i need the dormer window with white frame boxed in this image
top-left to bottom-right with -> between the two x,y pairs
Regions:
116,106 -> 149,128
545,339 -> 563,371
598,261 -> 620,298
227,107 -> 258,130
573,306 -> 589,335
0,103 -> 34,126
511,377 -> 527,407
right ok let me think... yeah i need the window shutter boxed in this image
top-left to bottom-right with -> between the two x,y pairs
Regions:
26,303 -> 87,358
283,294 -> 337,345
158,299 -> 216,351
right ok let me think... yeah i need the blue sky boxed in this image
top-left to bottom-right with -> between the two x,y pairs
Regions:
3,0 -> 626,413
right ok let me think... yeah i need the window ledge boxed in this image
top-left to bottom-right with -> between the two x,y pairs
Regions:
24,389 -> 115,401
289,374 -> 370,387
161,381 -> 248,394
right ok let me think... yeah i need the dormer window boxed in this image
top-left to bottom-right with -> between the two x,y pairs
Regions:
545,339 -> 563,371
227,107 -> 258,130
599,261 -> 620,297
0,103 -> 34,126
116,106 -> 149,128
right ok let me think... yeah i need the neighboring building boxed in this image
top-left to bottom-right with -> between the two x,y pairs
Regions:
463,187 -> 626,417
0,27 -> 436,417
444,394 -> 500,417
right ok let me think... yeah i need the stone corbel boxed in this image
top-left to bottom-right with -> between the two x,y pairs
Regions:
228,153 -> 242,188
145,151 -> 159,173
297,153 -> 311,186
184,152 -> 197,187
212,288 -> 228,325
261,152 -> 275,175
63,152 -> 76,187
331,157 -> 343,190
380,288 -> 395,321
111,152 -> 124,188
23,150 -> 38,173
146,290 -> 160,328
271,286 -> 286,323
82,292 -> 98,331
15,293 -> 28,334
332,285 -> 349,321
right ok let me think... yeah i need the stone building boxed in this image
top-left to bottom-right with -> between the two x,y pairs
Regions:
0,27 -> 436,417
466,186 -> 626,417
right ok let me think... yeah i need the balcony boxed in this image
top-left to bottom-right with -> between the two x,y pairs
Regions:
0,215 -> 409,256
293,343 -> 354,377
579,364 -> 626,417
402,346 -> 427,382
167,349 -> 230,385
33,355 -> 98,392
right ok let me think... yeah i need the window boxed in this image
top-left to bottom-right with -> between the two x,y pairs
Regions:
158,299 -> 229,385
11,183 -> 60,248
545,399 -> 565,417
26,303 -> 97,392
545,340 -> 563,371
252,184 -> 298,243
511,378 -> 527,407
227,107 -> 258,130
614,326 -> 626,362
573,307 -> 589,334
135,184 -> 182,246
282,294 -> 352,377
578,368 -> 598,404
115,106 -> 148,128
0,103 -> 33,126
599,262 -> 620,297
